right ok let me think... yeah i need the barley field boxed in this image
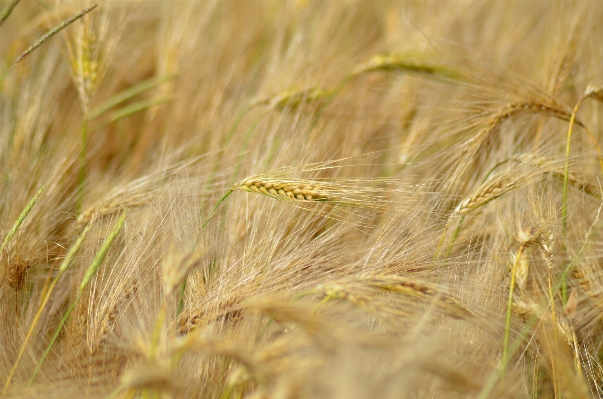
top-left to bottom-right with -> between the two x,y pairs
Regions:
1,1 -> 603,398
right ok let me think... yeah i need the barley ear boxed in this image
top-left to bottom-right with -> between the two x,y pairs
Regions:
0,185 -> 45,255
0,0 -> 20,28
585,83 -> 603,104
0,4 -> 99,83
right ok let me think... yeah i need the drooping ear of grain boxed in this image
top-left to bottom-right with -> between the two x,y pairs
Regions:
234,177 -> 331,202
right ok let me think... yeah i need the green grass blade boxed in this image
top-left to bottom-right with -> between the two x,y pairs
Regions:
89,74 -> 179,120
94,96 -> 176,129
27,295 -> 80,386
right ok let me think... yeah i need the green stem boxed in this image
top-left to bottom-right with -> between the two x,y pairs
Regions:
561,98 -> 583,304
177,190 -> 234,315
445,216 -> 465,259
27,292 -> 81,386
479,236 -> 591,398
78,115 -> 89,216
149,302 -> 168,360
502,244 -> 524,374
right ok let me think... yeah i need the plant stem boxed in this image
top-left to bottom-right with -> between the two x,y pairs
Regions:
177,190 -> 234,315
502,244 -> 524,373
78,115 -> 89,216
27,212 -> 126,385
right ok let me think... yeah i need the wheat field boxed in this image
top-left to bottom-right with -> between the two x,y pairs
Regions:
1,1 -> 603,398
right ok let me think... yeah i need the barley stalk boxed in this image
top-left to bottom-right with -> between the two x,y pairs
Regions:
444,97 -> 585,195
77,193 -> 150,227
4,223 -> 91,392
561,86 -> 603,302
28,211 -> 126,385
510,249 -> 529,292
501,242 -> 524,374
512,300 -> 575,348
7,258 -> 29,292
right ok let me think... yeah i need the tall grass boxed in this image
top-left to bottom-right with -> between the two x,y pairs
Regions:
2,1 -> 603,398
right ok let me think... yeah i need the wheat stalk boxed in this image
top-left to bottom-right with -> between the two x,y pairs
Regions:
512,300 -> 575,348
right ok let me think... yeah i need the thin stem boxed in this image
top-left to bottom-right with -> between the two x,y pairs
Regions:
28,212 -> 125,385
546,272 -> 560,399
3,278 -> 58,391
562,99 -> 582,237
434,218 -> 451,261
561,99 -> 582,303
502,244 -> 524,373
27,293 -> 81,386
150,301 -> 168,361
177,190 -> 234,315
78,115 -> 89,216
4,224 -> 91,390
445,215 -> 465,258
